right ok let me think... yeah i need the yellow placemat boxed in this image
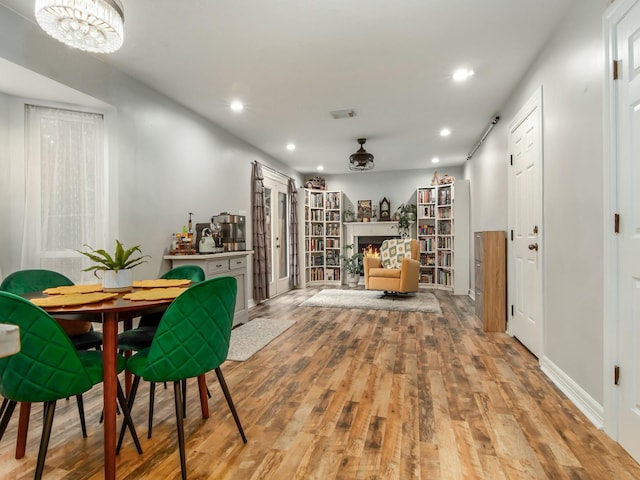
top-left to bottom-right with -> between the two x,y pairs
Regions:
43,284 -> 103,295
123,287 -> 188,301
133,279 -> 191,288
31,292 -> 117,307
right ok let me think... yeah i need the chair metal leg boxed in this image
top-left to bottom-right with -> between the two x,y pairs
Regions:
116,379 -> 143,455
214,368 -> 247,443
181,378 -> 187,418
35,400 -> 56,480
75,394 -> 87,438
148,381 -> 156,439
116,375 -> 141,454
0,399 -> 17,441
173,381 -> 187,480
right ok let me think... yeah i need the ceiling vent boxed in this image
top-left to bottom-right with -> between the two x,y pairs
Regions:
349,138 -> 375,171
330,109 -> 357,119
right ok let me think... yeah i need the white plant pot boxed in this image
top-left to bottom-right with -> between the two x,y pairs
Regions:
102,269 -> 133,293
346,272 -> 360,287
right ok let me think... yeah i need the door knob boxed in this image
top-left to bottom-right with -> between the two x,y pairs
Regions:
528,243 -> 538,251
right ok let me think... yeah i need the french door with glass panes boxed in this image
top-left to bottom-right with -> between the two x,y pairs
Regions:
263,173 -> 290,297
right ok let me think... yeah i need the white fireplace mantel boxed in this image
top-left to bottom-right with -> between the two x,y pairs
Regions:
344,221 -> 411,250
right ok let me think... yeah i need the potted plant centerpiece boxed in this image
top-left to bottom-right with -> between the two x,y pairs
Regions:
78,240 -> 149,292
395,203 -> 417,238
341,244 -> 363,287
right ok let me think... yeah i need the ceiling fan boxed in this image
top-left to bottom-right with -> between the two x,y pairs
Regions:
349,138 -> 374,171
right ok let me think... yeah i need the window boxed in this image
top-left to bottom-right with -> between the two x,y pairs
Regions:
22,105 -> 107,283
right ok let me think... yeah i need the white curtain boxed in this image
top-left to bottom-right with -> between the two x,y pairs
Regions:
23,105 -> 107,284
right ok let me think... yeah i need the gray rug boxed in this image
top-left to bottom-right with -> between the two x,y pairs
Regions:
226,318 -> 296,362
300,288 -> 442,313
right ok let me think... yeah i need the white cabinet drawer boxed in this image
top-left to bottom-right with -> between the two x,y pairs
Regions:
206,259 -> 229,276
229,256 -> 247,270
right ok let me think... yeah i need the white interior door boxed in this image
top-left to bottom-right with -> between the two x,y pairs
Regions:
263,174 -> 290,297
612,1 -> 640,461
508,88 -> 543,358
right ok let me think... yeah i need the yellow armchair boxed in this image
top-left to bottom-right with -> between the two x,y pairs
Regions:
364,239 -> 420,294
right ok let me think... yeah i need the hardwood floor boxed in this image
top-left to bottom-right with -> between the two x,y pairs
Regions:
1,287 -> 639,479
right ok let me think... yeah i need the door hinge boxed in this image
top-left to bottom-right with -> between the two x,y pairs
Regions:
613,60 -> 620,80
614,365 -> 620,385
614,213 -> 620,233
511,305 -> 514,316
510,154 -> 513,166
510,230 -> 514,241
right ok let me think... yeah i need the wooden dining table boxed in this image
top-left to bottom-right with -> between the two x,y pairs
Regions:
20,290 -> 176,480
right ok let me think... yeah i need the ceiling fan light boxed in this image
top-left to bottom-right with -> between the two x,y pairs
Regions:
35,0 -> 124,54
349,138 -> 375,171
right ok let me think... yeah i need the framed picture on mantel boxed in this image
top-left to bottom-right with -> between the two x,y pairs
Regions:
358,200 -> 372,222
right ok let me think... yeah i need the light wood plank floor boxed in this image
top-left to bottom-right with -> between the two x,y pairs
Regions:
1,287 -> 639,479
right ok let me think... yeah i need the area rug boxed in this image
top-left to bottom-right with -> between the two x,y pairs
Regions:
299,289 -> 442,313
227,318 -> 296,362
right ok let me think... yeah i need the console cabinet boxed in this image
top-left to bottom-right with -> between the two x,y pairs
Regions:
474,231 -> 506,332
163,251 -> 252,326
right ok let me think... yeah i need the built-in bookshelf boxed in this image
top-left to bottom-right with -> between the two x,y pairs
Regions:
416,180 -> 469,294
301,189 -> 343,284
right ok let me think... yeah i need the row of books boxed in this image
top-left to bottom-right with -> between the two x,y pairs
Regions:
308,192 -> 325,208
417,188 -> 435,203
418,224 -> 435,235
307,238 -> 324,251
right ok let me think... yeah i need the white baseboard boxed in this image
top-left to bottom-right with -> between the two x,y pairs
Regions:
540,356 -> 603,429
468,290 -> 475,301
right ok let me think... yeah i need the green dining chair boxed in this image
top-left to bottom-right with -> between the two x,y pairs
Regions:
117,264 -> 205,437
0,269 -> 103,438
0,291 -> 141,480
117,276 -> 246,480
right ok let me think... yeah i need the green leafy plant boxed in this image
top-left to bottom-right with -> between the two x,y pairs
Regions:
395,203 -> 417,238
341,244 -> 363,275
78,240 -> 150,277
343,209 -> 356,222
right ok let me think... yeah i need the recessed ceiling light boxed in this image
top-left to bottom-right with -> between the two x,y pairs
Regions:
286,143 -> 296,151
316,165 -> 324,172
440,128 -> 451,137
453,68 -> 474,82
431,157 -> 440,164
230,100 -> 244,112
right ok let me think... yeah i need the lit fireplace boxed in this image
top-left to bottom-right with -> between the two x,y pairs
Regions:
362,244 -> 380,258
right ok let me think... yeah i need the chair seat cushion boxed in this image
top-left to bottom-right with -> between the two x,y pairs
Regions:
70,330 -> 103,351
118,327 -> 157,351
78,350 -> 126,385
368,267 -> 401,279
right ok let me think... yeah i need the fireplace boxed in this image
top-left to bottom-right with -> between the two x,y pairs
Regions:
344,222 -> 402,279
357,235 -> 399,256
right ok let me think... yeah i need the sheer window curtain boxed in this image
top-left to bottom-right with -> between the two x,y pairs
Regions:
23,105 -> 107,284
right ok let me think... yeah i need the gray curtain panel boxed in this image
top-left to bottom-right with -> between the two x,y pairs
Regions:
252,161 -> 269,302
288,179 -> 299,287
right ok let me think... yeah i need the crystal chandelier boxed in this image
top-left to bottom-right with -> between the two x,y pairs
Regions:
349,138 -> 375,171
35,0 -> 125,54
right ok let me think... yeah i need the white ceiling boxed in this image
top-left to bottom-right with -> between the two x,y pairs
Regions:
0,0 -> 574,174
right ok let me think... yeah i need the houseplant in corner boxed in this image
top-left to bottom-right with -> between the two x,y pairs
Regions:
341,244 -> 363,287
78,240 -> 149,292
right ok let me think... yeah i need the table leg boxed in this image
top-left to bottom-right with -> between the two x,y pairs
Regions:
102,312 -> 118,480
124,317 -> 133,394
15,402 -> 31,459
197,374 -> 209,419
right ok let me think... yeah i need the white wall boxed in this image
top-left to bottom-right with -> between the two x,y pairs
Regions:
0,6 -> 301,284
465,0 -> 606,405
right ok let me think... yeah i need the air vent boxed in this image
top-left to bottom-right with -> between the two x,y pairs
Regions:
330,109 -> 357,119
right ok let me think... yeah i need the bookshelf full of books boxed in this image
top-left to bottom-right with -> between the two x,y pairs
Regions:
301,189 -> 344,285
416,179 -> 469,294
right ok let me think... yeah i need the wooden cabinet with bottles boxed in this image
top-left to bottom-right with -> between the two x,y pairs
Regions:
416,179 -> 469,294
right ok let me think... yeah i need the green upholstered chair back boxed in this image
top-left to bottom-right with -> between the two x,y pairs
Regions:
0,292 -> 94,402
0,269 -> 73,295
140,276 -> 237,383
161,265 -> 205,283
